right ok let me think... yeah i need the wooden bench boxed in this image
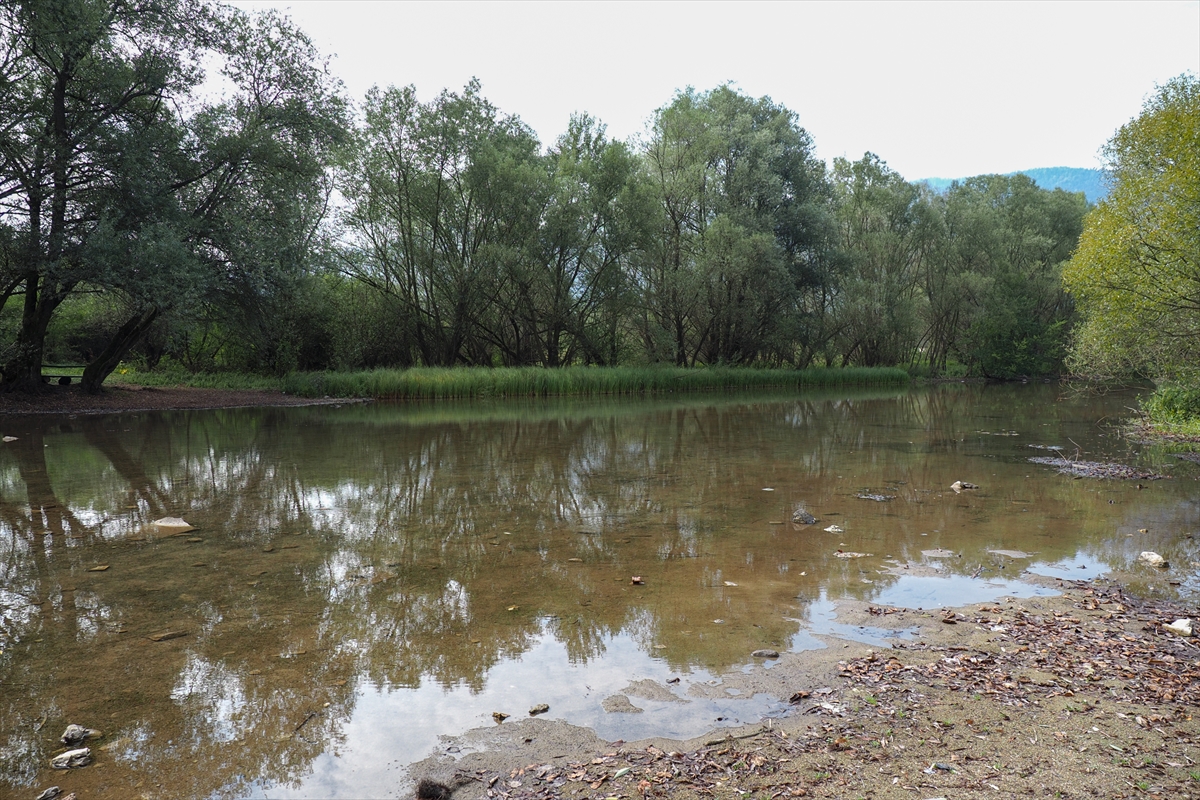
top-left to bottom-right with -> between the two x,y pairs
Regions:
41,364 -> 84,386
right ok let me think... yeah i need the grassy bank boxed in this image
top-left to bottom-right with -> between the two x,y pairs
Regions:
1140,382 -> 1200,438
114,365 -> 910,399
110,370 -> 286,391
279,365 -> 909,399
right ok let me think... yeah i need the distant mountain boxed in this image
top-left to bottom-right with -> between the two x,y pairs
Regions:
919,167 -> 1108,203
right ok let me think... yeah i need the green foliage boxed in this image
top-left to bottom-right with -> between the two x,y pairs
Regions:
637,85 -> 836,367
0,0 -> 348,391
0,3 -> 1099,388
1064,74 -> 1200,381
831,153 -> 937,367
340,80 -> 547,367
931,175 -> 1085,377
1141,380 -> 1200,432
112,367 -> 284,391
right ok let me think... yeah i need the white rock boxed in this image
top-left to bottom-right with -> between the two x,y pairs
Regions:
149,517 -> 194,535
1164,619 -> 1193,637
1138,551 -> 1168,568
824,524 -> 844,533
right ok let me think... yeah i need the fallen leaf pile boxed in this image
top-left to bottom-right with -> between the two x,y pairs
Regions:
843,585 -> 1200,709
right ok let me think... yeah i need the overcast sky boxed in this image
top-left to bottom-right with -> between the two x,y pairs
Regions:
230,0 -> 1199,180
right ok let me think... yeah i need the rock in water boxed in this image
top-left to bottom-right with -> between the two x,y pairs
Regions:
791,508 -> 817,525
415,779 -> 453,800
60,725 -> 100,746
1138,551 -> 1168,568
49,748 -> 91,769
149,517 -> 194,535
751,649 -> 780,658
528,703 -> 549,716
951,480 -> 978,492
34,788 -> 62,800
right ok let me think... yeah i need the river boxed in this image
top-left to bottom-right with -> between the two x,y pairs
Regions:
1,383 -> 1196,798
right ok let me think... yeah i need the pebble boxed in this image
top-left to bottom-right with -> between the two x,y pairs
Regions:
791,509 -> 817,525
752,649 -> 780,658
1138,551 -> 1168,568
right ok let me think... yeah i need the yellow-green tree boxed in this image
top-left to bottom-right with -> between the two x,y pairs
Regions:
1063,74 -> 1200,381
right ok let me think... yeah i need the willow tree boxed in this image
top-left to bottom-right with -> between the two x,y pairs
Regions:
830,153 -> 938,367
1063,74 -> 1200,382
341,80 -> 545,366
636,85 -> 833,366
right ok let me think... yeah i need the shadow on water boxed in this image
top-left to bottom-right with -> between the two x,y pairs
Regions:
0,383 -> 1197,798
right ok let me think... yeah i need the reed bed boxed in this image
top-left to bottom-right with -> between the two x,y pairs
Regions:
280,366 -> 909,400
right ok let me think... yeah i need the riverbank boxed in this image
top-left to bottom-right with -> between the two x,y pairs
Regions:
412,576 -> 1200,800
1,365 -> 911,415
0,383 -> 361,416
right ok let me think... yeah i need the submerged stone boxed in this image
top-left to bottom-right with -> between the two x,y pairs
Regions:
59,725 -> 100,746
49,748 -> 91,769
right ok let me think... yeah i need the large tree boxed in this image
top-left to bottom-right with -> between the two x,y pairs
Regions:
340,80 -> 544,367
933,175 -> 1085,378
830,153 -> 937,367
636,85 -> 834,367
1062,73 -> 1200,381
0,0 -> 346,392
511,114 -> 648,366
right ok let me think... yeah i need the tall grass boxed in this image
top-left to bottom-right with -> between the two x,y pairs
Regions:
280,366 -> 909,400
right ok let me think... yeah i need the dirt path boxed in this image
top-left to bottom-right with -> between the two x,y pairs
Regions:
413,581 -> 1200,799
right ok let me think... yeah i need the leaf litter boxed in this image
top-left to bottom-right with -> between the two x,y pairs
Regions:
433,581 -> 1199,800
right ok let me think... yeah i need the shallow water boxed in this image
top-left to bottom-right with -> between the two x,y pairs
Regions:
1,383 -> 1197,798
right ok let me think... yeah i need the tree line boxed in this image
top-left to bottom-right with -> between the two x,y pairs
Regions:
0,1 -> 1108,393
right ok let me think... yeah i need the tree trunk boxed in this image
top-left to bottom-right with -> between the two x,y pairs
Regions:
81,307 -> 160,393
0,278 -> 58,393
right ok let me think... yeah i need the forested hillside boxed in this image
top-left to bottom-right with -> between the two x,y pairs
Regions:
921,167 -> 1107,203
3,0 -> 1187,395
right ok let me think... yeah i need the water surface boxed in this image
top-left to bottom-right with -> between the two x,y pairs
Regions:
1,384 -> 1196,798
